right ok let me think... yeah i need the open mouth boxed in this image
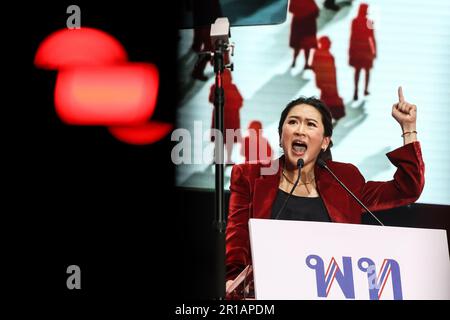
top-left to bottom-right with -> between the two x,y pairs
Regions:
292,140 -> 307,154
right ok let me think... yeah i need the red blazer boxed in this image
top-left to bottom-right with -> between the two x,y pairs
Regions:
226,142 -> 425,281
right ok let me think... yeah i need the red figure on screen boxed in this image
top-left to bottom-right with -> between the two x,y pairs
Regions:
289,0 -> 319,69
34,27 -> 172,145
349,3 -> 377,101
241,121 -> 273,164
312,36 -> 345,121
209,69 -> 243,164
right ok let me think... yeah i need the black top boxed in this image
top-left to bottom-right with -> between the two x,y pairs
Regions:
271,189 -> 331,222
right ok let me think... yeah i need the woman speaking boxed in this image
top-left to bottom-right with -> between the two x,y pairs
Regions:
225,87 -> 425,297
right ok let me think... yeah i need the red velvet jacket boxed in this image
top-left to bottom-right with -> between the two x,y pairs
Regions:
225,142 -> 425,281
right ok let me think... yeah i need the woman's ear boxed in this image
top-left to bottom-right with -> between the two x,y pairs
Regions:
322,136 -> 331,150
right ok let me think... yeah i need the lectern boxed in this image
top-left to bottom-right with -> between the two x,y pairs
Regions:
245,219 -> 450,300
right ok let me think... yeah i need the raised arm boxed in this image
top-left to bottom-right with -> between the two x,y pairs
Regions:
359,87 -> 424,212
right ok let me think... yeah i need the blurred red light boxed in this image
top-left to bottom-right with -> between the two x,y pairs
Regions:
34,27 -> 127,69
109,122 -> 173,145
54,63 -> 159,125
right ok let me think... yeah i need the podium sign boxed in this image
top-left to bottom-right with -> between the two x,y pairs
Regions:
249,219 -> 450,300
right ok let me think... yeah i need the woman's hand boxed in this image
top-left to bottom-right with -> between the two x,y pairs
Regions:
392,86 -> 417,144
392,86 -> 416,129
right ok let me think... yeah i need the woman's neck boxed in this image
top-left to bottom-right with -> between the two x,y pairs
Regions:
284,160 -> 315,183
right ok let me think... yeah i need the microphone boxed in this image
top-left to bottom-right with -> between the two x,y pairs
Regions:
317,159 -> 384,226
274,158 -> 304,220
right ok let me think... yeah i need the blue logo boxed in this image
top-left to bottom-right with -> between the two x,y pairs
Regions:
306,255 -> 403,300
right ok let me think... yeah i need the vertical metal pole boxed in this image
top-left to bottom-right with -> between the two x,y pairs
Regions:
213,40 -> 226,299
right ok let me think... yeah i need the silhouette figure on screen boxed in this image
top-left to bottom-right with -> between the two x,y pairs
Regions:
241,121 -> 273,164
209,69 -> 243,165
289,0 -> 319,69
311,36 -> 345,121
349,3 -> 377,100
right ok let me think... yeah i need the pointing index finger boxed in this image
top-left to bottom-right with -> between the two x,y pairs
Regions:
398,86 -> 405,102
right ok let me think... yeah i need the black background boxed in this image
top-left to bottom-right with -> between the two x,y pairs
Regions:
27,2 -> 180,307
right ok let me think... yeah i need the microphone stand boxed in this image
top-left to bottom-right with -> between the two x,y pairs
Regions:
318,159 -> 385,226
201,18 -> 234,300
213,38 -> 226,300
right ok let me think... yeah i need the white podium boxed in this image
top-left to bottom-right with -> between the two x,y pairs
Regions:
249,218 -> 450,300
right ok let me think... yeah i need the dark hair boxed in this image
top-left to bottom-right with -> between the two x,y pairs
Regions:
278,96 -> 333,161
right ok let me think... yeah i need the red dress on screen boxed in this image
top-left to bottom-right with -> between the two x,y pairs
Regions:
241,121 -> 273,163
226,142 -> 425,281
289,0 -> 319,51
312,37 -> 345,120
349,6 -> 376,69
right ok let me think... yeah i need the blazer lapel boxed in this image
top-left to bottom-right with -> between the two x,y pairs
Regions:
252,159 -> 282,219
315,162 -> 349,223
